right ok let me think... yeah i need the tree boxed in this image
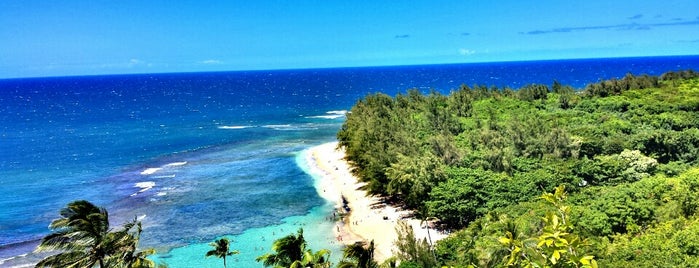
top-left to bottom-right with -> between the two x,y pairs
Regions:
393,221 -> 437,268
385,152 -> 444,209
256,228 -> 331,268
113,220 -> 159,268
297,248 -> 332,268
206,238 -> 239,268
337,240 -> 378,268
35,200 -> 111,267
35,200 -> 158,268
499,186 -> 597,268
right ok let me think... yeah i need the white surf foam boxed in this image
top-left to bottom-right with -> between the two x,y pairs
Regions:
262,124 -> 292,128
135,181 -> 155,188
327,110 -> 348,115
305,110 -> 348,119
263,124 -> 299,130
141,162 -> 185,176
140,168 -> 162,175
135,181 -> 155,192
306,114 -> 344,119
152,174 -> 176,179
164,161 -> 187,167
218,125 -> 253,130
262,124 -> 323,131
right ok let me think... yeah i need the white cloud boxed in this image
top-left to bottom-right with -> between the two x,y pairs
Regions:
458,48 -> 476,56
128,58 -> 142,66
199,59 -> 223,65
127,59 -> 152,67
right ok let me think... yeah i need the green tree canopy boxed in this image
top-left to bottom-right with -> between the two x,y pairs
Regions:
35,200 -> 158,268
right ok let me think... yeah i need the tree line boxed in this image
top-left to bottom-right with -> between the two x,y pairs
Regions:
338,70 -> 699,266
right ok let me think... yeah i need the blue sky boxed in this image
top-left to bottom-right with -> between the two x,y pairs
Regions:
1,0 -> 698,78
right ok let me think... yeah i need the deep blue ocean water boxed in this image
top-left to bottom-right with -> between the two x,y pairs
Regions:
1,55 -> 699,267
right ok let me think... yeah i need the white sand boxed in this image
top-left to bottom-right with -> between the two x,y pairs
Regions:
306,142 -> 447,262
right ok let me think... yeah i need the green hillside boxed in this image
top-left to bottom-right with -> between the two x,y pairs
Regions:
337,70 -> 699,267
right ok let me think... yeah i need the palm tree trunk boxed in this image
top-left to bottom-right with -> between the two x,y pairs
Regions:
427,226 -> 433,246
223,256 -> 227,268
425,222 -> 436,261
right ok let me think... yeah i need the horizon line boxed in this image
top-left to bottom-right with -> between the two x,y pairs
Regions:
2,54 -> 699,81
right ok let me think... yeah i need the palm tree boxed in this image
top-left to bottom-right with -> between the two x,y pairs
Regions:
256,228 -> 307,267
393,221 -> 437,268
35,200 -> 113,267
35,200 -> 159,268
205,237 -> 239,268
337,240 -> 378,268
114,220 -> 158,268
257,228 -> 335,268
295,248 -> 332,268
415,207 -> 436,261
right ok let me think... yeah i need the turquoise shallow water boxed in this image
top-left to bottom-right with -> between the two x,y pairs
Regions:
150,149 -> 345,267
2,56 -> 699,267
155,204 -> 343,267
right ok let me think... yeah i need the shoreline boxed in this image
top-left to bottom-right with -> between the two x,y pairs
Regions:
305,142 -> 447,262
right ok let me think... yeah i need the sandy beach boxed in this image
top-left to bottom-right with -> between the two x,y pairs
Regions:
306,142 -> 447,262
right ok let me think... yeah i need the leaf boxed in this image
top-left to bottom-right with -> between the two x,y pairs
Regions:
499,236 -> 512,245
580,255 -> 593,265
553,216 -> 560,228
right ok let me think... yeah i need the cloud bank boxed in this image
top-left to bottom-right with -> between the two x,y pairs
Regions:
522,18 -> 699,35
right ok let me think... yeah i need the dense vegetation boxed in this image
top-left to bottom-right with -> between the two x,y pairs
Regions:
337,70 -> 699,267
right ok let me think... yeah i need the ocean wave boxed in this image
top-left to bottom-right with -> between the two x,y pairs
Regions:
217,125 -> 254,130
262,124 -> 292,128
140,168 -> 162,175
306,114 -> 344,119
305,110 -> 348,119
262,124 -> 320,131
326,110 -> 348,115
141,162 -> 187,176
135,181 -> 156,189
131,181 -> 155,196
152,174 -> 176,179
164,161 -> 187,167
0,254 -> 30,267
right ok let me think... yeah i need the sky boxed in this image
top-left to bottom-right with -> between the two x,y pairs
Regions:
0,0 -> 698,79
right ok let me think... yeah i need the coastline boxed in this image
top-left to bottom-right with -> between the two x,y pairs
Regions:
305,142 -> 447,262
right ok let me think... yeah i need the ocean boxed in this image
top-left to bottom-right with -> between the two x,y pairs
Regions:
1,55 -> 699,267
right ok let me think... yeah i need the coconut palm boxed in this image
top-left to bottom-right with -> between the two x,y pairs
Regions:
295,248 -> 332,268
257,228 -> 333,268
114,220 -> 158,268
205,237 -> 239,268
337,240 -> 378,268
35,200 -> 113,267
35,200 -> 159,268
256,228 -> 306,267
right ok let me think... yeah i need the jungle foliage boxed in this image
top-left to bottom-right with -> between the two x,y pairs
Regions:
337,70 -> 699,267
